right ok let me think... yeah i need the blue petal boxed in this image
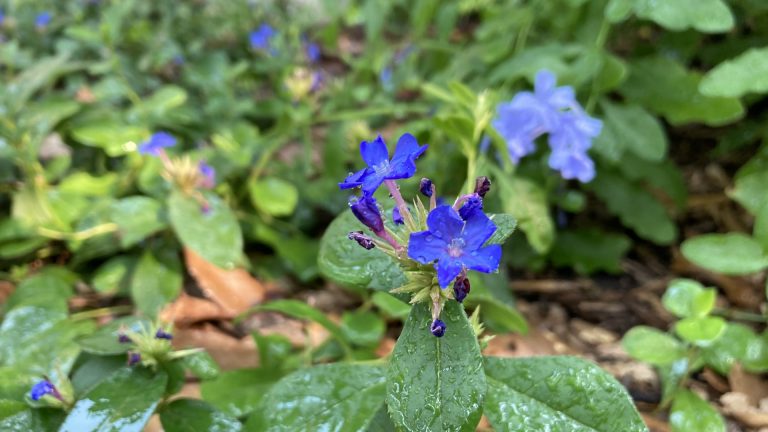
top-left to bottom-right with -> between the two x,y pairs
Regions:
360,135 -> 389,167
360,170 -> 386,195
435,257 -> 464,288
388,133 -> 427,179
408,231 -> 448,264
426,205 -> 464,240
548,149 -> 595,183
460,208 -> 496,250
534,70 -> 557,94
338,168 -> 368,190
462,244 -> 502,273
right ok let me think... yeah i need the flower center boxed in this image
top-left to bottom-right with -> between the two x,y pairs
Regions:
447,238 -> 465,258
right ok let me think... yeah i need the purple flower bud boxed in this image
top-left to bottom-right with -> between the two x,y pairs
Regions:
118,333 -> 131,344
155,329 -> 173,340
453,274 -> 471,302
348,231 -> 375,250
474,176 -> 491,198
349,195 -> 384,234
128,352 -> 141,366
29,380 -> 56,401
392,207 -> 404,225
458,195 -> 483,220
419,178 -> 433,197
430,319 -> 446,337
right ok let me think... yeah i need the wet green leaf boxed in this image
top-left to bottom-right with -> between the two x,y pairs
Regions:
702,323 -> 762,374
387,302 -> 485,431
130,246 -> 182,317
201,369 -> 279,418
318,211 -> 406,291
160,399 -> 242,432
0,408 -> 65,431
484,356 -> 646,432
681,233 -> 768,274
78,317 -> 148,356
182,351 -> 220,381
5,267 -> 76,313
341,311 -> 386,348
247,364 -> 386,431
168,190 -> 244,269
674,316 -> 726,346
622,326 -> 686,365
486,213 -> 517,245
59,367 -> 167,432
250,177 -> 299,217
670,390 -> 725,432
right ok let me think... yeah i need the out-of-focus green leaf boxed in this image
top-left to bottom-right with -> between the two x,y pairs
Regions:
550,228 -> 631,274
596,101 -> 667,162
341,311 -> 385,348
681,233 -> 768,275
674,316 -> 726,346
201,369 -> 279,418
250,177 -> 299,217
160,399 -> 242,432
130,246 -> 182,317
622,326 -> 686,365
633,0 -> 734,33
662,279 -> 716,318
495,174 -> 554,254
700,47 -> 768,97
670,390 -> 725,432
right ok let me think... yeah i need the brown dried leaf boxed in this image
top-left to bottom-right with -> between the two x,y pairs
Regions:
184,248 -> 266,315
729,363 -> 768,405
172,324 -> 258,370
160,293 -> 231,324
721,392 -> 768,428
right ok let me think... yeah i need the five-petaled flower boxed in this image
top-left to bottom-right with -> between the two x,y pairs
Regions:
408,204 -> 501,288
30,380 -> 57,401
339,133 -> 427,196
138,132 -> 176,156
249,24 -> 276,51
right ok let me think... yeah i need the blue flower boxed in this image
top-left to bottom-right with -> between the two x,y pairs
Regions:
198,161 -> 216,189
408,205 -> 501,288
458,195 -> 482,220
35,12 -> 52,28
379,66 -> 393,91
306,42 -> 321,63
339,133 -> 428,196
249,24 -> 275,51
349,195 -> 385,234
0,9 -> 5,25
392,207 -> 404,225
138,132 -> 176,156
430,319 -> 446,337
30,380 -> 56,401
548,110 -> 602,182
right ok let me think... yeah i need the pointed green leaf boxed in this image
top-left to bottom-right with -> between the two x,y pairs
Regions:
670,390 -> 725,432
622,326 -> 686,365
487,214 -> 517,245
700,47 -> 768,97
662,279 -> 716,318
387,302 -> 485,431
484,356 -> 647,432
681,233 -> 768,274
633,0 -> 734,33
59,367 -> 167,432
130,246 -> 182,317
248,364 -> 386,431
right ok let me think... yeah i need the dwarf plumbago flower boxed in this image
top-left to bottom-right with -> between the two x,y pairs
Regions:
350,195 -> 385,234
0,10 -> 5,25
393,207 -> 404,225
493,70 -> 602,182
348,231 -> 375,250
30,380 -> 58,401
35,12 -> 52,28
457,194 -> 483,220
118,333 -> 132,344
408,205 -> 501,288
430,319 -> 447,337
474,176 -> 491,198
419,178 -> 433,197
198,161 -> 216,189
138,131 -> 176,156
155,329 -> 173,340
249,24 -> 275,51
379,67 -> 393,91
305,41 -> 321,63
339,134 -> 427,196
128,352 -> 141,366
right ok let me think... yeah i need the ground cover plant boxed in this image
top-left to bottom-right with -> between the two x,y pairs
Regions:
1,0 -> 768,431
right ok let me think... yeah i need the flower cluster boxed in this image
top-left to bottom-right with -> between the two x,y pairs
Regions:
492,70 -> 602,183
339,134 -> 502,337
117,322 -> 195,368
137,132 -> 216,211
28,377 -> 72,409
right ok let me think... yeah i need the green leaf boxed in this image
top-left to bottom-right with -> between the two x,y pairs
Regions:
620,56 -> 743,126
484,356 -> 646,432
633,0 -> 734,33
341,311 -> 385,348
109,196 -> 167,248
0,408 -> 65,431
605,0 -> 634,23
252,333 -> 295,371
371,292 -> 411,319
78,317 -> 148,356
318,211 -> 406,291
669,390 -> 725,432
596,101 -> 667,162
5,267 -> 76,313
662,279 -> 717,318
255,300 -> 347,345
756,204 -> 768,253
550,228 -> 631,274
70,355 -> 128,397
622,326 -> 686,365
181,351 -> 220,381
588,171 -> 677,245
387,301 -> 485,431
0,400 -> 27,419
201,369 -> 279,418
130,246 -> 182,317
730,153 -> 768,215
700,47 -> 768,97
58,172 -> 117,197
486,214 -> 517,245
674,316 -> 726,346
168,189 -> 244,268
248,364 -> 386,431
702,323 -> 762,374
59,367 -> 167,432
91,255 -> 136,294
681,233 -> 768,274
70,122 -> 149,157
160,399 -> 242,432
249,178 -> 299,217
495,174 -> 554,254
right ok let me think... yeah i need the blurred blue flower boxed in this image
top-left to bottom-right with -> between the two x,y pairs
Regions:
249,24 -> 275,51
138,132 -> 176,156
379,66 -> 393,91
0,9 -> 5,25
35,11 -> 52,28
305,42 -> 321,63
30,380 -> 56,401
155,329 -> 173,340
349,195 -> 385,235
408,205 -> 501,288
548,110 -> 602,182
198,161 -> 216,189
339,133 -> 428,196
128,352 -> 141,366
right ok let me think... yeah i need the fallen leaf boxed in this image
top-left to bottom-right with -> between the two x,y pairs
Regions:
184,248 -> 266,315
173,324 -> 258,370
729,363 -> 768,405
721,392 -> 768,428
160,292 -> 232,324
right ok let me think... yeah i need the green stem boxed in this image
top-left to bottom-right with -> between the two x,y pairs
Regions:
713,307 -> 767,323
37,223 -> 119,241
314,104 -> 429,123
70,305 -> 134,321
